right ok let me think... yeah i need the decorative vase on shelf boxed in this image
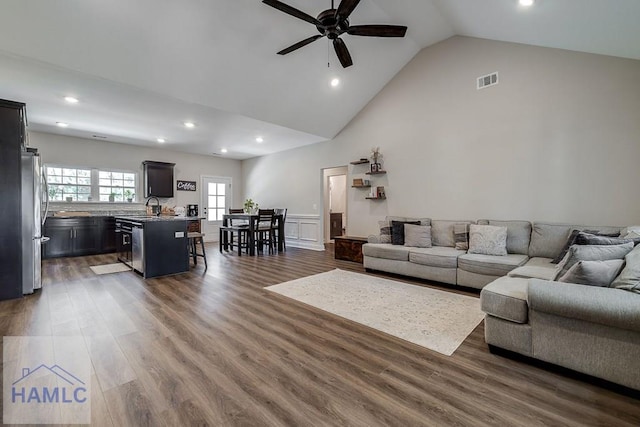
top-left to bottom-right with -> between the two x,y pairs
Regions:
370,146 -> 383,171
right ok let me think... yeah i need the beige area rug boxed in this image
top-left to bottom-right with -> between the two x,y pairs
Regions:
89,263 -> 131,275
266,269 -> 485,356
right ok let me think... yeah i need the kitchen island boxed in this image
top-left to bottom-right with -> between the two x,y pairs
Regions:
115,215 -> 195,279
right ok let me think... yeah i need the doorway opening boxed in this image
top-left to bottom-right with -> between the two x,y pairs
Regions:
322,166 -> 348,243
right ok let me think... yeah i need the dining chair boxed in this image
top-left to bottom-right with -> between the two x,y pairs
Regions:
254,209 -> 276,254
273,208 -> 287,251
219,208 -> 250,255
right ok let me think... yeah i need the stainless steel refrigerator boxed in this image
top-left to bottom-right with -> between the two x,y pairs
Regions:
21,149 -> 49,294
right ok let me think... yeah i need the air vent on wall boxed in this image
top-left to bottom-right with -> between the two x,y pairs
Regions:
477,72 -> 499,90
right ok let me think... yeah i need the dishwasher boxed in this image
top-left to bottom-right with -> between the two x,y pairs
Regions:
131,222 -> 144,274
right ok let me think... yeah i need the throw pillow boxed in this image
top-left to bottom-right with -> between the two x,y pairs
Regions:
619,226 -> 640,238
468,224 -> 508,256
378,220 -> 392,244
553,242 -> 634,280
404,224 -> 432,248
611,244 -> 640,294
558,260 -> 625,287
574,232 -> 640,247
551,229 -> 620,263
453,223 -> 469,250
391,220 -> 420,246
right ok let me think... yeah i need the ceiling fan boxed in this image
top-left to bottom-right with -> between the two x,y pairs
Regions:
262,0 -> 408,68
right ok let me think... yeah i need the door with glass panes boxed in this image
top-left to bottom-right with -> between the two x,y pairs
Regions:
200,176 -> 232,242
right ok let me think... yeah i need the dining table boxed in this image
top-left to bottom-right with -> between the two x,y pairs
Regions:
220,213 -> 284,256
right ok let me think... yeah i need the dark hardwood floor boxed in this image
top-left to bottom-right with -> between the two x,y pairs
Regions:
1,244 -> 639,426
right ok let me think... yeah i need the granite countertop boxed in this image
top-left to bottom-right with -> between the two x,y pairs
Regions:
114,215 -> 202,222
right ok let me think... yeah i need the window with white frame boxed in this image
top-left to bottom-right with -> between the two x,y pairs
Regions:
98,171 -> 136,202
45,166 -> 137,202
46,167 -> 92,201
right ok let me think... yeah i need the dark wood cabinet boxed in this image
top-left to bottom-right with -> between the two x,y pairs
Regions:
334,236 -> 368,263
101,217 -> 116,253
143,161 -> 175,198
42,223 -> 74,258
43,217 -> 116,258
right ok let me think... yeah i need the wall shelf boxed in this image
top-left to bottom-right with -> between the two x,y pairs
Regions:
352,185 -> 371,188
350,159 -> 370,165
365,196 -> 387,200
365,170 -> 387,175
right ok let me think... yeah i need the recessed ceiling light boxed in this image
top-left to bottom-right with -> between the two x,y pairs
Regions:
184,121 -> 195,128
256,136 -> 264,143
157,138 -> 166,143
330,78 -> 340,87
64,96 -> 79,104
56,122 -> 69,128
519,0 -> 534,6
221,148 -> 228,153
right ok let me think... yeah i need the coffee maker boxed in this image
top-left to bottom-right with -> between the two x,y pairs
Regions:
187,204 -> 198,217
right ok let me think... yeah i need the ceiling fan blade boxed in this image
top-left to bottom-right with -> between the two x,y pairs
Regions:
262,0 -> 322,27
333,38 -> 353,68
336,0 -> 361,19
347,25 -> 408,37
277,35 -> 324,55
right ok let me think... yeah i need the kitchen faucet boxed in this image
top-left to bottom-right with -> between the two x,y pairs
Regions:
145,196 -> 160,216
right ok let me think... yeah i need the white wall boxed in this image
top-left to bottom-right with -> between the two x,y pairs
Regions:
242,36 -> 640,237
29,132 -> 243,212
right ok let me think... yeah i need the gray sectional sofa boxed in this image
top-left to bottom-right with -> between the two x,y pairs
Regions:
363,217 -> 640,391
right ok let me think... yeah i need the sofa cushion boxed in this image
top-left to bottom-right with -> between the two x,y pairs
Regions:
558,259 -> 625,287
478,220 -> 532,255
362,243 -> 409,261
432,220 -> 474,247
408,247 -> 466,269
508,257 -> 556,280
611,244 -> 640,294
554,242 -> 634,280
404,224 -> 432,248
480,276 -> 529,324
468,224 -> 508,256
529,223 -> 573,259
458,253 -> 529,276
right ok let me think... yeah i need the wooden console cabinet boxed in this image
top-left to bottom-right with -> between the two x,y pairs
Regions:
334,236 -> 368,263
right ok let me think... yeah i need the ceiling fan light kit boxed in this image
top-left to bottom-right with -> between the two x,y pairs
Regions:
263,0 -> 407,68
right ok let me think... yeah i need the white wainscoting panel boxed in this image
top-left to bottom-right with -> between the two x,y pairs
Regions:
285,214 -> 324,251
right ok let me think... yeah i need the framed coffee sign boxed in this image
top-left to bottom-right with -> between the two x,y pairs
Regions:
177,180 -> 196,191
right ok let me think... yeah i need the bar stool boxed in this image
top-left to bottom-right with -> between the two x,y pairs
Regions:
188,232 -> 207,269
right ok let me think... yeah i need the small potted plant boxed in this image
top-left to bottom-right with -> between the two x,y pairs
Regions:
109,192 -> 116,202
124,189 -> 134,203
48,187 -> 59,200
243,198 -> 259,214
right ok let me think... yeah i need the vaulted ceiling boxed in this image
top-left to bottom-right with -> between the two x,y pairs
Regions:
0,0 -> 638,159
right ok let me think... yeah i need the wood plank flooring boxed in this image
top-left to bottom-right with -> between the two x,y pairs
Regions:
1,245 -> 639,426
